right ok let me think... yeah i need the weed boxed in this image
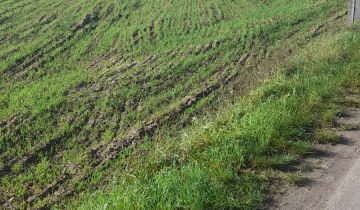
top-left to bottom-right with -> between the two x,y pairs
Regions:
282,173 -> 308,186
315,130 -> 341,144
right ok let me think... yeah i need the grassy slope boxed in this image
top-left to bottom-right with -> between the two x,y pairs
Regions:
73,24 -> 360,209
0,0 -> 352,209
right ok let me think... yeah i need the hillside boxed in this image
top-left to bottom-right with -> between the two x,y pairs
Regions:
0,0 -> 353,209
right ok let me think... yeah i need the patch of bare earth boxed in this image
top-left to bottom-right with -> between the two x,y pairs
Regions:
267,95 -> 360,210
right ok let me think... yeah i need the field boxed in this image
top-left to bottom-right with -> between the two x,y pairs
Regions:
0,0 -> 353,209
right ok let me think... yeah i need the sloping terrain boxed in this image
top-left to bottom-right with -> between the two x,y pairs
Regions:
0,0 -> 350,209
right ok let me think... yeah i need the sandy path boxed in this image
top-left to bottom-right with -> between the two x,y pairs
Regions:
269,100 -> 360,210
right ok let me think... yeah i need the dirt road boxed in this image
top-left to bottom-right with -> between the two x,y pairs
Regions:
270,96 -> 360,210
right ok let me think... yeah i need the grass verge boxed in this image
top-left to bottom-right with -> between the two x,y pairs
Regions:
69,18 -> 360,210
